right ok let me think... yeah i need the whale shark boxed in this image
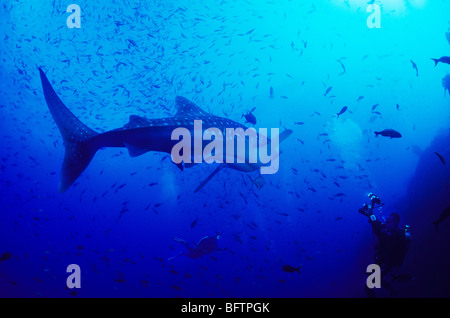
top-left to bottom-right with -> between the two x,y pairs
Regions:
39,68 -> 292,192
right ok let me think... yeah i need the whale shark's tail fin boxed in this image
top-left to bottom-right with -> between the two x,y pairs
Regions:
39,68 -> 100,192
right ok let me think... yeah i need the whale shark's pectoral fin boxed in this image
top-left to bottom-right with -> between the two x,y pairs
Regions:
279,128 -> 293,143
124,142 -> 150,157
174,162 -> 184,171
194,165 -> 224,193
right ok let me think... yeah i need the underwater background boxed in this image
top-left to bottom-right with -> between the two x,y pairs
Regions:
1,0 -> 449,298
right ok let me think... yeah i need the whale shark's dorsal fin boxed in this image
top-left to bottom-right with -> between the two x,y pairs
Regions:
175,96 -> 210,117
124,115 -> 153,129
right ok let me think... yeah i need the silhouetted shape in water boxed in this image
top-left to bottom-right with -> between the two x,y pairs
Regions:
434,152 -> 446,165
0,252 -> 12,262
446,31 -> 450,46
359,195 -> 412,298
242,107 -> 257,125
38,68 -> 292,192
336,106 -> 348,118
410,60 -> 418,77
391,273 -> 415,283
433,206 -> 450,230
281,265 -> 302,273
337,59 -> 346,75
370,215 -> 411,296
168,234 -> 226,260
374,129 -> 402,139
443,74 -> 450,97
249,174 -> 266,189
431,56 -> 450,66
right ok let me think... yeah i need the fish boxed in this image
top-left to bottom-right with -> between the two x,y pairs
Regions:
190,218 -> 199,229
337,59 -> 346,75
33,277 -> 44,283
170,284 -> 182,291
431,56 -> 450,66
127,39 -> 138,48
410,60 -> 418,77
0,252 -> 13,262
374,129 -> 402,139
250,175 -> 266,189
324,86 -> 332,96
433,205 -> 450,230
356,96 -> 364,102
114,278 -> 126,283
38,68 -> 292,192
336,106 -> 348,118
281,265 -> 302,273
434,152 -> 446,165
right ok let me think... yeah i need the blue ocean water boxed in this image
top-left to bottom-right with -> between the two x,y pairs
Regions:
0,0 -> 449,298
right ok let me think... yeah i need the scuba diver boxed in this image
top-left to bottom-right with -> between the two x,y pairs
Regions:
359,193 -> 412,297
168,233 -> 227,260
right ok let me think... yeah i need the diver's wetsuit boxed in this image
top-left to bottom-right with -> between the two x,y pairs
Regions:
359,194 -> 412,297
370,219 -> 410,272
365,218 -> 411,297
